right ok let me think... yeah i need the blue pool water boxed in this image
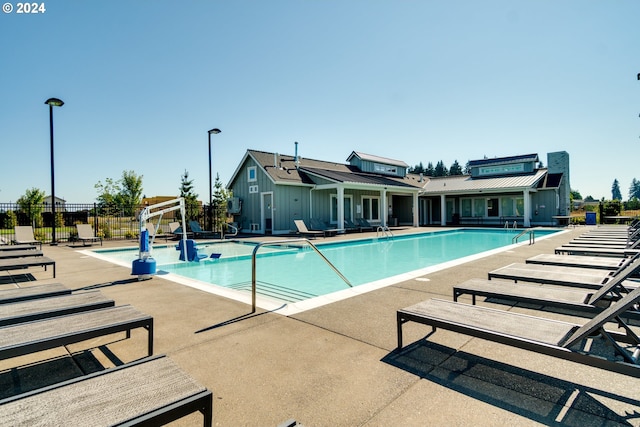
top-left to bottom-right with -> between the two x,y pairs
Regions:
91,228 -> 560,306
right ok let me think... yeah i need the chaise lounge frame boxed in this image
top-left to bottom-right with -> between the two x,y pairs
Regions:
0,354 -> 212,426
397,285 -> 640,377
0,305 -> 153,360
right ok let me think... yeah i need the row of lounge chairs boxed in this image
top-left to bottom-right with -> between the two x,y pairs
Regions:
293,218 -> 376,238
0,242 -> 56,278
397,219 -> 640,378
0,257 -> 213,423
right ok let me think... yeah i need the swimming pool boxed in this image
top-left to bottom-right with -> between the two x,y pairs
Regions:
87,228 -> 563,315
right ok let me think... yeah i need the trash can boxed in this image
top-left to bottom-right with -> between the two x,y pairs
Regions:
585,212 -> 596,225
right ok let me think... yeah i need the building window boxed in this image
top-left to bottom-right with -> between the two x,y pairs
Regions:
247,166 -> 257,182
330,195 -> 353,224
473,199 -> 485,217
461,199 -> 472,217
362,196 -> 380,222
249,185 -> 258,194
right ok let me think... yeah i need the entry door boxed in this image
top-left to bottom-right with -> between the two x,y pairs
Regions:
262,193 -> 273,234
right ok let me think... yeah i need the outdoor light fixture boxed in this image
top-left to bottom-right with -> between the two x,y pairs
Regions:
45,97 -> 64,245
208,128 -> 222,231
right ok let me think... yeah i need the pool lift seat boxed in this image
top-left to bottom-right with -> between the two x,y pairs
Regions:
132,197 -> 188,280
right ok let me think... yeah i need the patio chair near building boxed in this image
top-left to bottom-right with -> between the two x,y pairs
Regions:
293,220 -> 324,239
12,226 -> 42,249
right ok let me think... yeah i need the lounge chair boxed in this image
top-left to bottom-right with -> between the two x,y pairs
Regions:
356,218 -> 374,231
0,256 -> 56,278
293,220 -> 324,239
309,218 -> 338,236
525,253 -> 628,270
0,354 -> 213,426
170,221 -> 193,239
344,219 -> 360,232
486,253 -> 640,290
0,305 -> 153,360
189,220 -> 217,238
396,284 -> 640,377
454,257 -> 640,317
75,224 -> 102,246
146,222 -> 170,242
0,291 -> 114,327
0,283 -> 71,304
0,244 -> 37,252
554,245 -> 639,257
0,249 -> 44,260
12,226 -> 42,249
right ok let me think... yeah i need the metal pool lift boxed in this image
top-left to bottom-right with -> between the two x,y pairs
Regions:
132,197 -> 188,280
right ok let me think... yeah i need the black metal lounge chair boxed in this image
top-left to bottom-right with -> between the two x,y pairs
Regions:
0,291 -> 114,327
309,218 -> 338,236
397,284 -> 640,377
0,256 -> 56,278
293,220 -> 324,238
356,218 -> 374,231
0,283 -> 71,304
554,246 -> 639,257
189,221 -> 217,238
525,253 -> 628,270
486,254 -> 640,290
0,244 -> 38,252
0,354 -> 213,426
0,305 -> 153,360
0,250 -> 44,260
75,224 -> 102,246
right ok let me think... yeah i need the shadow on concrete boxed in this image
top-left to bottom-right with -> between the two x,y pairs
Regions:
382,340 -> 640,426
80,277 -> 141,290
195,304 -> 287,334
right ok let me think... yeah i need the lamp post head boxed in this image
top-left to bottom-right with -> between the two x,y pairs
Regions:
45,98 -> 64,107
208,128 -> 221,135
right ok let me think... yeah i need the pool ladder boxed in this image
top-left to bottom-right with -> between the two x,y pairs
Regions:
250,238 -> 352,313
512,229 -> 535,245
377,226 -> 394,239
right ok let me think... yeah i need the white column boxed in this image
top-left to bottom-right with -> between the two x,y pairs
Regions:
381,190 -> 387,226
523,189 -> 531,227
337,185 -> 345,232
413,192 -> 419,227
440,194 -> 446,226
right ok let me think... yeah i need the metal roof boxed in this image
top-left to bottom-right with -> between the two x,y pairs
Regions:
346,151 -> 409,168
420,169 -> 550,194
468,153 -> 539,168
300,167 -> 423,189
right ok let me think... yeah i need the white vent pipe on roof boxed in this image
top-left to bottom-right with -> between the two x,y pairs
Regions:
294,141 -> 299,167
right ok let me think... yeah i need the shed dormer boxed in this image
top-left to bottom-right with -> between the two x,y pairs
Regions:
346,151 -> 409,178
467,153 -> 539,178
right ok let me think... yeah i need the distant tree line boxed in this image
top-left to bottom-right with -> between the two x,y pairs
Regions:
409,160 -> 467,177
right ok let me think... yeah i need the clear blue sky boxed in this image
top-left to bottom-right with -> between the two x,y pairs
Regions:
1,0 -> 638,204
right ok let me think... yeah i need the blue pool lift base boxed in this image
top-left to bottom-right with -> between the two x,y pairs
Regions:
132,258 -> 156,280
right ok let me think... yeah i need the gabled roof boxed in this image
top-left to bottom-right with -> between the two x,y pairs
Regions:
420,169 -> 550,195
228,149 -> 421,191
468,153 -> 539,168
346,151 -> 409,168
300,167 -> 422,189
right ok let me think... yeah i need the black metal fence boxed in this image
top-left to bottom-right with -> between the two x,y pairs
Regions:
0,202 -> 215,244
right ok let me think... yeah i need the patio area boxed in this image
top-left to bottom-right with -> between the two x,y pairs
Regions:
1,226 -> 639,426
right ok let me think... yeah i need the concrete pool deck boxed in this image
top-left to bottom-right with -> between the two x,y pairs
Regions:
1,226 -> 639,426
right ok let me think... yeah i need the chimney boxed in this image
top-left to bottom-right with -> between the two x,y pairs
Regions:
274,152 -> 278,168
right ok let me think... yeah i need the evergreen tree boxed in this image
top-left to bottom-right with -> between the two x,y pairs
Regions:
463,161 -> 471,175
434,160 -> 448,177
611,179 -> 622,200
179,170 -> 200,221
424,162 -> 435,176
629,178 -> 640,200
410,162 -> 425,174
212,173 -> 231,237
449,160 -> 463,175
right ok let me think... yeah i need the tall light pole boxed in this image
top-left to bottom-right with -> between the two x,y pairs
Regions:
208,128 -> 221,231
45,97 -> 64,245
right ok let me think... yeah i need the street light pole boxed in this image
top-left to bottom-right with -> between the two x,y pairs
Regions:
45,98 -> 64,245
208,128 -> 221,231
